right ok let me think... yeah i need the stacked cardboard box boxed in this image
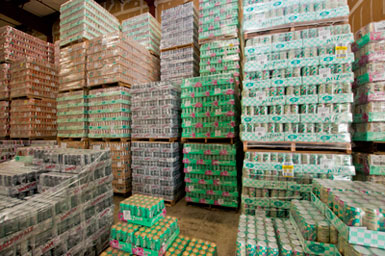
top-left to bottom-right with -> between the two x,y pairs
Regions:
0,63 -> 9,100
160,2 -> 199,83
59,0 -> 120,47
121,13 -> 161,56
0,101 -> 9,138
90,141 -> 132,194
87,32 -> 159,87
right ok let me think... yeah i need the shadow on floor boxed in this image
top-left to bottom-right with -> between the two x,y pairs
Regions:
113,195 -> 240,256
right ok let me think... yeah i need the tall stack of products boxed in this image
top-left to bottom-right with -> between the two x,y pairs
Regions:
0,147 -> 113,255
160,2 -> 199,83
240,0 -> 354,218
87,32 -> 159,87
198,0 -> 241,85
121,13 -> 161,56
181,74 -> 240,207
9,58 -> 58,139
353,21 -> 385,141
107,194 -> 217,255
0,64 -> 9,137
131,81 -> 182,200
90,141 -> 132,194
59,0 -> 120,47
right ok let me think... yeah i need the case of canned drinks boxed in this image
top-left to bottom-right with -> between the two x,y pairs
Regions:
59,0 -> 120,47
87,87 -> 131,138
131,141 -> 182,200
183,143 -> 239,208
121,13 -> 161,56
90,141 -> 132,194
182,74 -> 240,138
0,26 -> 55,63
0,147 -> 113,256
354,153 -> 385,185
59,41 -> 87,91
57,90 -> 88,138
0,101 -> 9,138
236,215 -> 306,256
243,0 -> 350,34
10,58 -> 58,100
131,81 -> 181,138
10,98 -> 57,138
160,2 -> 198,50
87,32 -> 159,87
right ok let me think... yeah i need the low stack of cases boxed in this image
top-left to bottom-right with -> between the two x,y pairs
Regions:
199,0 -> 241,85
353,21 -> 385,142
59,0 -> 120,47
121,13 -> 161,56
131,81 -> 182,201
87,32 -> 159,87
354,153 -> 385,184
9,59 -> 58,139
90,141 -> 132,194
57,90 -> 88,138
160,2 -> 199,83
0,26 -> 55,63
0,148 -> 113,255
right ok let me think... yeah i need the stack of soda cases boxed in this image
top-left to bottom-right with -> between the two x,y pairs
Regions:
352,21 -> 385,142
0,63 -> 9,100
109,195 -> 181,255
131,142 -> 182,201
198,0 -> 241,85
59,0 -> 120,47
181,74 -> 239,138
87,87 -> 131,139
241,24 -> 355,143
183,143 -> 238,208
243,0 -> 350,34
236,214 -> 306,256
90,141 -> 131,194
0,101 -> 9,137
160,2 -> 199,83
354,153 -> 385,184
0,148 -> 113,255
10,98 -> 57,138
9,58 -> 58,100
0,26 -> 55,63
59,41 -> 87,91
131,81 -> 180,139
242,151 -> 355,217
121,13 -> 162,56
87,32 -> 159,87
57,90 -> 88,138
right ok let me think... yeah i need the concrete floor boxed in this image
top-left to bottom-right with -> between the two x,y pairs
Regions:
113,195 -> 240,256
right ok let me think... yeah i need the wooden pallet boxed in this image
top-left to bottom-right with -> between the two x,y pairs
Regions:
244,17 -> 349,39
60,38 -> 88,49
186,201 -> 239,211
87,81 -> 131,90
181,137 -> 236,144
160,43 -> 197,52
164,193 -> 184,207
59,87 -> 87,94
131,138 -> 179,142
243,141 -> 352,153
57,137 -> 89,149
149,50 -> 160,58
88,137 -> 130,142
354,141 -> 385,153
199,34 -> 239,45
10,136 -> 57,140
10,95 -> 55,101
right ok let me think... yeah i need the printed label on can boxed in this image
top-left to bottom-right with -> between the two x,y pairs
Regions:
318,107 -> 330,117
215,109 -> 222,115
336,44 -> 348,58
255,91 -> 266,101
319,28 -> 331,40
321,159 -> 334,169
258,55 -> 268,65
282,162 -> 294,177
319,68 -> 331,78
255,127 -> 267,136
214,88 -> 221,94
123,210 -> 132,220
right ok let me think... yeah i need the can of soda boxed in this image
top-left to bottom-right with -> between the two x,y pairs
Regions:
291,104 -> 299,114
302,66 -> 310,77
310,66 -> 318,76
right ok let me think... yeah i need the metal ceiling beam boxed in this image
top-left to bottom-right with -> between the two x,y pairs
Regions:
144,0 -> 155,17
0,0 -> 55,41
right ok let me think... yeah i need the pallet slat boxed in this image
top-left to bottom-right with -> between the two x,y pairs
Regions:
243,141 -> 352,153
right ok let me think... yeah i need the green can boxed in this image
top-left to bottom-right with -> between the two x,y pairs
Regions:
268,242 -> 280,256
281,244 -> 293,256
257,241 -> 268,256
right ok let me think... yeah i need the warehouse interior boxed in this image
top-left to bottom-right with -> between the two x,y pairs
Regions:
1,0 -> 385,255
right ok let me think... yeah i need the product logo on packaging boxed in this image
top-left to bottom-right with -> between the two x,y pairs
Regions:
288,15 -> 298,21
244,117 -> 252,122
323,57 -> 334,62
273,1 -> 282,6
320,135 -> 331,141
291,60 -> 301,65
272,116 -> 282,121
248,48 -> 255,54
320,11 -> 330,17
288,135 -> 298,140
274,80 -> 284,85
308,244 -> 326,254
